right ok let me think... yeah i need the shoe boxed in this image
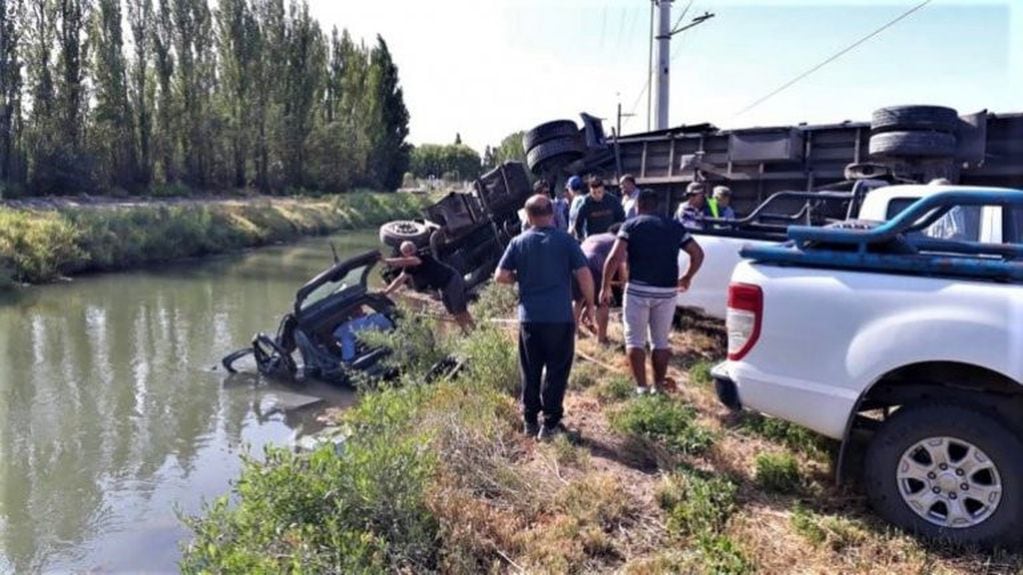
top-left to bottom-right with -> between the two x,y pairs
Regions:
523,420 -> 540,437
635,386 -> 650,396
537,422 -> 569,441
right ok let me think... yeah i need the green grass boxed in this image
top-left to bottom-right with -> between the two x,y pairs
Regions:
594,374 -> 634,403
687,359 -> 715,387
0,192 -> 430,287
754,452 -> 802,494
737,411 -> 833,458
610,395 -> 715,455
657,468 -> 738,536
791,504 -> 869,552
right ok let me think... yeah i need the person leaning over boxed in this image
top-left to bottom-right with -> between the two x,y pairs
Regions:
383,241 -> 475,331
496,194 -> 595,441
573,222 -> 626,346
602,189 -> 704,395
574,175 -> 625,239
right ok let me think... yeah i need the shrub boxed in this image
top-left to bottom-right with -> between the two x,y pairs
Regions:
456,324 -> 520,396
694,533 -> 754,575
610,395 -> 714,455
754,452 -> 801,494
569,360 -> 603,390
471,283 -> 517,321
657,469 -> 738,536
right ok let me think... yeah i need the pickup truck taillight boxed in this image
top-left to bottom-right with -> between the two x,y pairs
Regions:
727,283 -> 763,361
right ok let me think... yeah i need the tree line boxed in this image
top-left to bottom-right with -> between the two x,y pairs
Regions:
0,0 -> 410,197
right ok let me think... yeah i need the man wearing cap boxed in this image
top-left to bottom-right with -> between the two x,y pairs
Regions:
706,185 -> 736,220
620,174 -> 640,220
674,182 -> 707,230
574,175 -> 625,239
601,189 -> 704,395
496,194 -> 595,441
567,175 -> 587,235
555,176 -> 581,232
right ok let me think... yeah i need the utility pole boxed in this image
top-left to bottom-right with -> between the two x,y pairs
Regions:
617,97 -> 636,139
651,3 -> 716,131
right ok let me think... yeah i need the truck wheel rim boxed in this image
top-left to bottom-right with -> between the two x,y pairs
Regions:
897,436 -> 1002,528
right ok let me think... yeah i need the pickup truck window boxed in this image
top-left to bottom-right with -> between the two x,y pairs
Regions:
1008,207 -> 1023,243
886,198 -> 981,242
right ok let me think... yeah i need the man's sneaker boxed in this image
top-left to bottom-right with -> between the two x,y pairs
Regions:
537,422 -> 569,441
523,420 -> 540,437
635,386 -> 650,396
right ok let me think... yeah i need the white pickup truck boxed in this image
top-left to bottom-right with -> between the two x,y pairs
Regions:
711,186 -> 1023,547
678,183 -> 1017,319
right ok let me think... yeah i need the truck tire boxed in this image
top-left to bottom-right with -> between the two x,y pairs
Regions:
522,120 -> 579,152
871,105 -> 959,134
864,403 -> 1023,548
526,136 -> 585,174
869,131 -> 956,158
379,220 -> 431,249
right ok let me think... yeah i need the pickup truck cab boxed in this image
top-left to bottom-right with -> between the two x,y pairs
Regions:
678,183 -> 1022,319
712,187 -> 1023,547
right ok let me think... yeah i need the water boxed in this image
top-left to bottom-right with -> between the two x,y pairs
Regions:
0,230 -> 382,573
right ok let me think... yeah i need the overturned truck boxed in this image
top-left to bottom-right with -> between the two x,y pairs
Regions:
381,105 -> 1023,293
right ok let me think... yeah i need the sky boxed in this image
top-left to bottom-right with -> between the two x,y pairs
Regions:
308,0 -> 1022,153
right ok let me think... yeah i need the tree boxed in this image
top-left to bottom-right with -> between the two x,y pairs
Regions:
365,35 -> 409,190
454,132 -> 461,145
127,0 -> 154,186
215,0 -> 258,187
91,0 -> 135,189
492,130 -> 526,166
152,0 -> 175,182
409,143 -> 481,181
0,0 -> 24,184
280,0 -> 324,188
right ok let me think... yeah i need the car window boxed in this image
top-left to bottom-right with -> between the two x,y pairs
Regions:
300,263 -> 369,311
1008,207 -> 1023,244
885,198 -> 982,242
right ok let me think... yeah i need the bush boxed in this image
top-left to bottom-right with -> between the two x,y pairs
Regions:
470,283 -> 517,321
657,469 -> 738,536
456,324 -> 520,396
754,452 -> 801,494
610,395 -> 714,455
694,533 -> 753,575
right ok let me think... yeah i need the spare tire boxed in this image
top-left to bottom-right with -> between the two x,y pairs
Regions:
379,220 -> 431,249
871,105 -> 959,134
522,120 -> 579,152
869,131 -> 956,158
526,137 -> 585,174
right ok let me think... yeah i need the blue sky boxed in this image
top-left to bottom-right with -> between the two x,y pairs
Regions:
309,1 -> 1021,152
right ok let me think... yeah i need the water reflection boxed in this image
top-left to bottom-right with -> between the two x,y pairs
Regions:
0,231 -> 378,572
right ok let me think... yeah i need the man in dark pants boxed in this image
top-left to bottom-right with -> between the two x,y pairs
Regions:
496,194 -> 595,440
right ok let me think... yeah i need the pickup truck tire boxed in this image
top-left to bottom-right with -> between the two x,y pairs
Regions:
379,220 -> 432,249
868,131 -> 957,158
526,137 -> 585,174
522,120 -> 579,152
871,105 -> 959,134
864,403 -> 1023,548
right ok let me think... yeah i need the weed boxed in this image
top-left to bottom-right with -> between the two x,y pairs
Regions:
688,359 -> 714,387
456,324 -> 520,396
694,533 -> 754,575
657,468 -> 738,536
569,360 -> 603,390
471,283 -> 518,321
610,395 -> 714,455
594,374 -> 634,403
558,473 -> 636,530
791,504 -> 869,551
737,412 -> 833,457
754,452 -> 802,494
542,434 -> 590,469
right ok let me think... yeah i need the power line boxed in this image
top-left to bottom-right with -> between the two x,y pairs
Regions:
733,0 -> 933,118
671,0 -> 695,34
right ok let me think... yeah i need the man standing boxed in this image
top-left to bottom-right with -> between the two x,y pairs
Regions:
496,194 -> 595,440
619,174 -> 640,220
573,223 -> 626,345
554,176 -> 580,232
567,175 -> 586,234
383,241 -> 475,331
675,182 -> 707,230
574,176 -> 625,239
602,189 -> 704,395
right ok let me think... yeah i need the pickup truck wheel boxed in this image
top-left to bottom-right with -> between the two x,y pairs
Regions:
522,120 -> 579,152
871,105 -> 959,134
868,130 -> 957,158
526,136 -> 585,174
379,220 -> 431,249
865,404 -> 1023,547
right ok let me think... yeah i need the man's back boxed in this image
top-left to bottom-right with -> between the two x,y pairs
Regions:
620,214 -> 691,288
499,227 -> 586,323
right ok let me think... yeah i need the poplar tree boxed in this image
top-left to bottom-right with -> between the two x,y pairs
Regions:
366,35 -> 409,191
0,0 -> 24,183
127,0 -> 154,186
91,0 -> 135,189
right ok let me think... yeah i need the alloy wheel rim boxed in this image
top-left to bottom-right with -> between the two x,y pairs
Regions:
897,436 -> 1002,528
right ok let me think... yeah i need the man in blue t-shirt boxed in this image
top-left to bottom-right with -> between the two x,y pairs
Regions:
496,194 -> 595,440
601,189 -> 704,395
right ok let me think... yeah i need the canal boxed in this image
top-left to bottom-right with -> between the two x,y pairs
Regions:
0,230 -> 381,573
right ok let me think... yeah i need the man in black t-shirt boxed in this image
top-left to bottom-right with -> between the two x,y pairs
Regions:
600,189 -> 704,394
384,241 -> 474,331
573,176 -> 625,239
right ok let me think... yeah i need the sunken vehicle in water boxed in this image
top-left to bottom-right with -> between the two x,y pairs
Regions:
379,105 -> 1023,293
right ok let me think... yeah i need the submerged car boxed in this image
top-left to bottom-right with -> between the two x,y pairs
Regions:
222,250 -> 398,384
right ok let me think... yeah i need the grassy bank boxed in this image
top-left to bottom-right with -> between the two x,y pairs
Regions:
0,193 -> 430,288
180,288 -> 1023,574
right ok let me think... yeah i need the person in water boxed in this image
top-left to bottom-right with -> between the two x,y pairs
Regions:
383,241 -> 475,331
